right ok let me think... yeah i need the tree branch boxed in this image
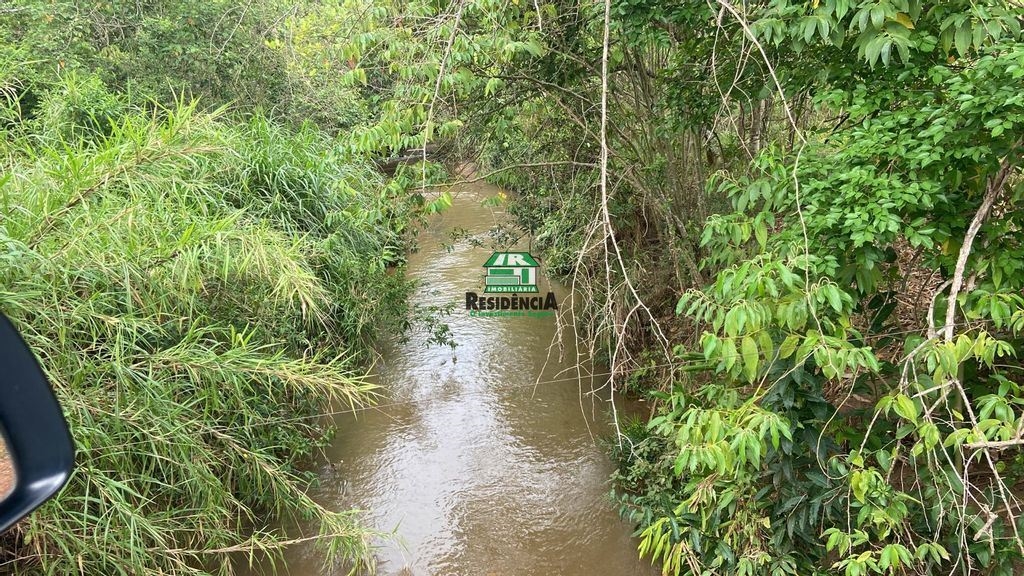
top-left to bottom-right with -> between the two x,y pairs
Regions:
943,141 -> 1022,342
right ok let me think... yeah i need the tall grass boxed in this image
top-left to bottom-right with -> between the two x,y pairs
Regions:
0,88 -> 409,574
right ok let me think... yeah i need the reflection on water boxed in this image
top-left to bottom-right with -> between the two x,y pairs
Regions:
245,177 -> 651,576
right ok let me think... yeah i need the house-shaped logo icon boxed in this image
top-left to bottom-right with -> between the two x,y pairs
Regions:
483,252 -> 540,293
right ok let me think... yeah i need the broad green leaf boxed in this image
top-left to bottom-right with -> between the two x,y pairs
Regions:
741,336 -> 759,382
779,334 -> 799,358
955,23 -> 972,56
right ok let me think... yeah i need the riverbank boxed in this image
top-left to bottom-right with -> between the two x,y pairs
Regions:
0,100 -> 412,574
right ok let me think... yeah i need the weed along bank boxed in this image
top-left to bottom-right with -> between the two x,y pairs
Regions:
465,251 -> 559,317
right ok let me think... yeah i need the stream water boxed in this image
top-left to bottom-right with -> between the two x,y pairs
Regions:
246,177 -> 652,575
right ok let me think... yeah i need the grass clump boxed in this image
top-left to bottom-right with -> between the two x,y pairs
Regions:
0,89 -> 410,574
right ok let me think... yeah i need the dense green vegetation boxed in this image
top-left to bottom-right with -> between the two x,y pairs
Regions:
4,0 -> 1024,574
327,0 -> 1024,574
0,1 -> 414,573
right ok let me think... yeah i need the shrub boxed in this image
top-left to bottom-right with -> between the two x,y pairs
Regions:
0,99 -> 405,575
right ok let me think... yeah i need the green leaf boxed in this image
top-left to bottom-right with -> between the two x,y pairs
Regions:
722,338 -> 738,372
779,334 -> 799,358
851,470 -> 868,503
825,285 -> 843,313
870,6 -> 884,28
741,336 -> 759,382
876,449 -> 892,471
893,394 -> 919,423
940,25 -> 954,54
754,220 -> 768,248
955,23 -> 972,56
484,77 -> 503,96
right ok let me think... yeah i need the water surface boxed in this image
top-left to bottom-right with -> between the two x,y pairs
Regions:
248,177 -> 650,576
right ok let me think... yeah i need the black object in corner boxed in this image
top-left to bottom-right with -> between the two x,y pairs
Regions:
0,313 -> 74,534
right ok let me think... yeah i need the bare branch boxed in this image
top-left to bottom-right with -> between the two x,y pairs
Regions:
943,142 -> 1021,341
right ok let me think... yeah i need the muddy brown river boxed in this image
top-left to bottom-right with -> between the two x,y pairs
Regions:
246,178 -> 652,575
